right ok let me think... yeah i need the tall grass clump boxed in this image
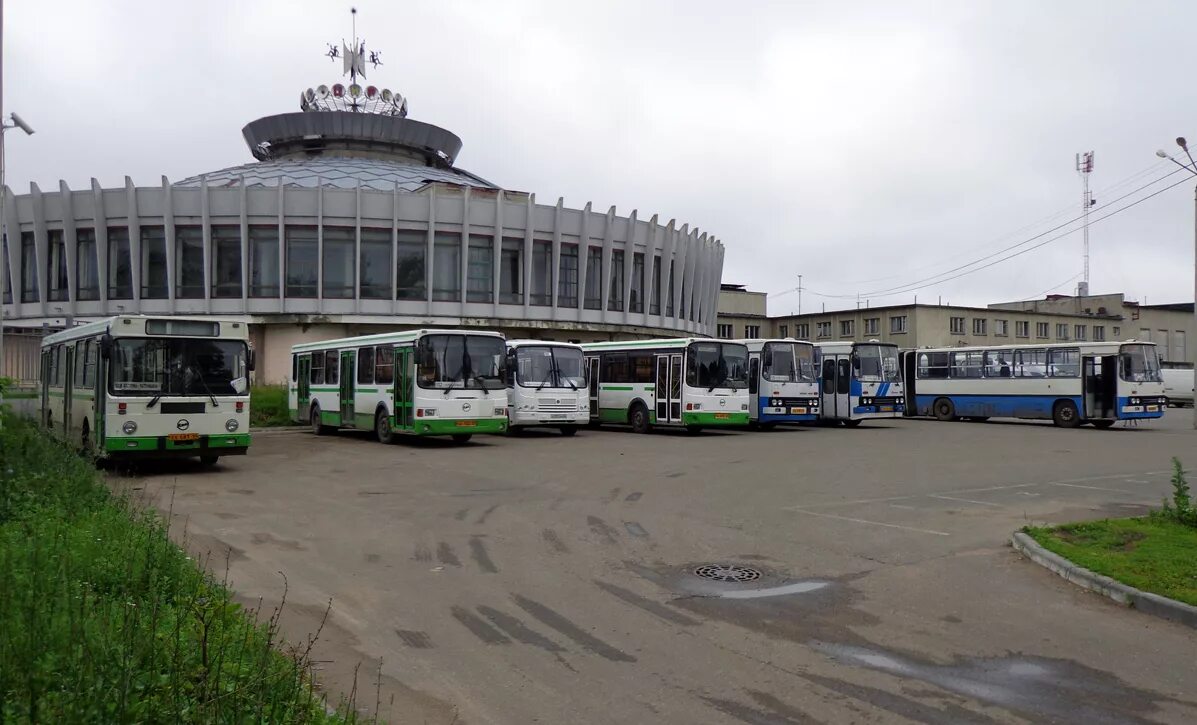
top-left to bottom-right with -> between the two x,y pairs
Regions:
0,414 -> 361,722
1157,456 -> 1197,528
250,385 -> 293,428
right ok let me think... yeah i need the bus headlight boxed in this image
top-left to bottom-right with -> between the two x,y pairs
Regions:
225,419 -> 240,432
122,421 -> 138,435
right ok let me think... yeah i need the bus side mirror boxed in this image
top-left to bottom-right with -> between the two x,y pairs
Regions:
851,354 -> 861,370
99,334 -> 113,360
248,348 -> 256,372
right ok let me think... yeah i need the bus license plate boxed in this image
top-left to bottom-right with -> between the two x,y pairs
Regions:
455,420 -> 477,428
879,405 -> 893,412
551,413 -> 568,419
714,413 -> 730,420
168,433 -> 199,442
1146,405 -> 1159,412
790,407 -> 806,415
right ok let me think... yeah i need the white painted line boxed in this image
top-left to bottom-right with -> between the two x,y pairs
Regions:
718,581 -> 830,599
790,508 -> 951,536
928,494 -> 1003,508
889,504 -> 918,510
1051,482 -> 1140,494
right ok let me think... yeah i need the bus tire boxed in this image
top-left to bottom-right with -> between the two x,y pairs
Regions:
310,404 -> 330,435
80,420 -> 91,453
843,419 -> 862,428
933,398 -> 956,421
1091,419 -> 1115,429
968,416 -> 990,423
375,408 -> 396,444
1053,400 -> 1081,428
451,433 -> 473,443
685,425 -> 703,435
199,455 -> 219,467
629,403 -> 651,434
559,426 -> 578,437
759,422 -> 777,431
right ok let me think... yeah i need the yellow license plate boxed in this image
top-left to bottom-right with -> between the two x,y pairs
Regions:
1147,405 -> 1159,412
168,433 -> 199,442
790,407 -> 807,415
714,413 -> 730,420
455,420 -> 477,428
880,406 -> 893,412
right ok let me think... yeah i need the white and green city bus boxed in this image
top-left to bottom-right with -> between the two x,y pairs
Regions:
289,329 -> 508,443
504,340 -> 590,435
40,315 -> 252,464
580,338 -> 750,433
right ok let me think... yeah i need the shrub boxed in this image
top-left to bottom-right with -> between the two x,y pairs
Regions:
250,385 -> 293,428
1158,456 -> 1197,528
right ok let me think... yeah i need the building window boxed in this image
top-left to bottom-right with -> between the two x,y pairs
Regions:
107,227 -> 132,300
666,261 -> 676,316
1035,321 -> 1049,338
1015,321 -> 1029,338
284,226 -> 318,298
359,228 -> 392,299
584,246 -> 602,310
716,323 -> 733,339
211,225 -> 242,298
779,325 -> 788,338
994,319 -> 1008,337
608,249 -> 624,311
950,316 -> 965,334
796,323 -> 809,339
817,321 -> 831,338
249,226 -> 280,297
529,240 -> 552,306
864,317 -> 879,336
432,232 -> 461,302
321,226 -> 354,299
1056,323 -> 1069,340
140,226 -> 168,299
1,236 -> 9,304
175,226 -> 204,299
467,234 -> 494,303
500,237 -> 522,304
650,256 -> 661,315
972,318 -> 987,335
20,231 -> 37,302
890,315 -> 907,334
47,229 -> 68,301
76,229 -> 99,301
839,319 -> 854,336
1074,324 -> 1086,341
1093,325 -> 1105,341
557,243 -> 579,307
396,230 -> 426,300
745,324 -> 761,338
629,252 -> 645,313
1112,326 -> 1120,338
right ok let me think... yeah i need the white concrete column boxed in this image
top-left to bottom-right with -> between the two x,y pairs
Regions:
162,176 -> 176,310
126,177 -> 141,305
461,186 -> 471,305
91,179 -> 108,308
600,206 -> 615,314
522,194 -> 534,311
491,189 -> 504,316
551,197 -> 563,310
239,177 -> 248,308
622,210 -> 637,324
201,177 -> 212,311
576,202 -> 592,311
30,182 -> 47,317
58,181 -> 77,316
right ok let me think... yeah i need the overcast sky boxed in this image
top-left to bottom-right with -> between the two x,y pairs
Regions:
6,0 -> 1196,314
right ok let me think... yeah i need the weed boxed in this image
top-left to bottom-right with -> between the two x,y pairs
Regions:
1157,456 -> 1196,528
251,385 -> 293,427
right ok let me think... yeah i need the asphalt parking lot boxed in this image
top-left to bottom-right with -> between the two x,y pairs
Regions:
114,414 -> 1197,724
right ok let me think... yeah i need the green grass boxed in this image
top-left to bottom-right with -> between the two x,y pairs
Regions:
251,385 -> 294,428
0,414 -> 361,722
1025,517 -> 1197,607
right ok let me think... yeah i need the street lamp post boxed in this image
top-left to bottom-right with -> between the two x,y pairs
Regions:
1156,137 -> 1197,430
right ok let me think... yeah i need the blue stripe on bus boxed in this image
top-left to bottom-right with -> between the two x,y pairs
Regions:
914,393 -> 1163,421
878,382 -> 890,397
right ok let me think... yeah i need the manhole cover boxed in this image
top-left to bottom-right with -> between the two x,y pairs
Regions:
693,564 -> 761,583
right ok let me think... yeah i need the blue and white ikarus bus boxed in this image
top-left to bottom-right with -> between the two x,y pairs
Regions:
741,339 -> 819,427
814,341 -> 904,426
900,341 -> 1165,428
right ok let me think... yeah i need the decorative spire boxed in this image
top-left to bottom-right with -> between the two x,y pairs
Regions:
302,8 -> 406,116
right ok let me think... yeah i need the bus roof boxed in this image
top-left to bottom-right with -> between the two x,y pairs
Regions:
911,340 -> 1156,355
506,339 -> 583,350
580,337 -> 738,352
736,338 -> 815,351
291,328 -> 504,354
814,340 -> 899,352
42,315 -> 251,347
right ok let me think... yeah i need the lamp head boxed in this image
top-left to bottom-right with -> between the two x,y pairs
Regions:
1177,137 -> 1189,150
1157,150 -> 1170,158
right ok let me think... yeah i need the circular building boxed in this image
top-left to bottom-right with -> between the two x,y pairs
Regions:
0,55 -> 725,384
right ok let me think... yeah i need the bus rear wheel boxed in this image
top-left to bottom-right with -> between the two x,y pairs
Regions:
933,398 -> 956,422
1091,419 -> 1115,430
451,433 -> 473,443
1053,400 -> 1081,428
843,419 -> 862,428
376,409 -> 396,444
310,404 -> 331,435
629,404 -> 651,434
199,455 -> 219,467
559,426 -> 578,437
685,425 -> 703,435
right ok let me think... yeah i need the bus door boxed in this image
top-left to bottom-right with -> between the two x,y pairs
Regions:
901,351 -> 918,412
40,349 -> 51,428
396,347 -> 412,428
655,354 -> 685,424
587,356 -> 600,419
820,354 -> 851,419
748,354 -> 760,419
1083,355 -> 1117,419
93,348 -> 106,448
297,354 -> 311,417
668,354 -> 682,421
339,351 -> 355,425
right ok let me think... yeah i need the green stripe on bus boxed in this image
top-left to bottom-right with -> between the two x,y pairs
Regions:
410,418 -> 507,436
601,386 -> 636,391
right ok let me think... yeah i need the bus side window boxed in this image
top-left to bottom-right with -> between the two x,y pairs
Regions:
325,350 -> 339,385
821,359 -> 835,394
374,346 -> 394,385
291,354 -> 297,382
748,358 -> 759,395
311,351 -> 325,384
505,350 -> 516,386
357,347 -> 375,384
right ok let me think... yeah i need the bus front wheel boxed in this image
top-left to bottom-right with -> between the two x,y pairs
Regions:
1053,400 -> 1081,428
559,426 -> 578,437
629,404 -> 651,434
843,419 -> 862,428
1092,419 -> 1116,429
199,455 -> 219,467
933,398 -> 956,422
376,409 -> 396,444
451,433 -> 473,444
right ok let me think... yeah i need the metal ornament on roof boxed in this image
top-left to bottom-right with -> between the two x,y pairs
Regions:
301,8 -> 408,117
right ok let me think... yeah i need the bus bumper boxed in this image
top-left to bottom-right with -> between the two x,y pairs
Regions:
412,417 -> 508,436
103,433 -> 252,457
681,411 -> 750,427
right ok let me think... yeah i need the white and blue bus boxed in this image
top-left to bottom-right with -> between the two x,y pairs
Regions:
741,339 -> 819,427
504,340 -> 589,435
814,341 -> 904,426
900,341 -> 1165,428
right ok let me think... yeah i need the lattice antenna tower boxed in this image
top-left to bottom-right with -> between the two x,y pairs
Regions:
1075,151 -> 1095,297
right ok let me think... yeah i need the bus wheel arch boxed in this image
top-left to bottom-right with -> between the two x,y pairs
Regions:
629,401 -> 651,434
310,403 -> 330,435
933,398 -> 956,421
1052,399 -> 1081,428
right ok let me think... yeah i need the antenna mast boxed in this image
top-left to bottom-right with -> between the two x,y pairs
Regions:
1075,151 -> 1095,297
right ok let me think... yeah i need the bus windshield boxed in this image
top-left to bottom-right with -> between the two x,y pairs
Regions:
762,342 -> 816,383
515,346 -> 586,389
111,338 -> 248,397
856,344 -> 901,382
417,334 -> 506,390
686,342 -> 749,390
1121,344 -> 1162,383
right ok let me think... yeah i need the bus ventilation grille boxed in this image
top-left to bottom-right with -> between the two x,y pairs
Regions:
693,564 -> 761,583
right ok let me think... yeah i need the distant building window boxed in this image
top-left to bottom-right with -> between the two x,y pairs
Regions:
584,246 -> 602,310
745,324 -> 760,338
249,226 -> 280,298
817,322 -> 831,338
1112,326 -> 1120,338
76,229 -> 99,301
629,252 -> 645,313
21,231 -> 37,302
1056,323 -> 1069,340
779,325 -> 788,338
175,226 -> 204,299
1036,322 -> 1050,338
864,317 -> 879,336
106,227 -> 132,300
285,225 -> 318,298
47,229 -> 68,301
396,230 -> 426,300
650,256 -> 662,315
796,323 -> 810,339
666,260 -> 676,317
607,249 -> 624,311
972,318 -> 987,335
211,225 -> 242,298
432,232 -> 461,302
890,315 -> 907,334
1015,320 -> 1030,338
994,319 -> 1008,337
950,316 -> 965,334
840,320 -> 854,336
467,234 -> 494,303
530,240 -> 552,306
359,228 -> 392,299
1093,325 -> 1105,341
716,323 -> 733,339
1074,324 -> 1086,341
500,237 -> 523,304
557,242 -> 579,308
141,226 -> 168,299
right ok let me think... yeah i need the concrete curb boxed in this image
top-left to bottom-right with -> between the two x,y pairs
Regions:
1011,530 -> 1197,629
249,426 -> 310,436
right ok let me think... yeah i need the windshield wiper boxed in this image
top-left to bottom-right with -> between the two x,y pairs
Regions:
187,364 -> 218,408
472,375 -> 490,395
146,393 -> 162,409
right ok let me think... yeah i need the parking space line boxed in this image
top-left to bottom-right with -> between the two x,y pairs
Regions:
1051,482 -> 1140,494
928,494 -> 1003,508
789,509 -> 951,536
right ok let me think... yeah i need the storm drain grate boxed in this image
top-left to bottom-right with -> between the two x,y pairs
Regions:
693,564 -> 761,583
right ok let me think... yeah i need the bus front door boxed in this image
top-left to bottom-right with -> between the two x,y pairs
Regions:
339,351 -> 355,426
587,356 -> 600,420
668,354 -> 682,421
297,354 -> 311,420
396,348 -> 412,429
820,355 -> 851,420
1083,355 -> 1117,420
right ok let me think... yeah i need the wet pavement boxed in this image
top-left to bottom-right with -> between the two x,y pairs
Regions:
112,414 -> 1197,723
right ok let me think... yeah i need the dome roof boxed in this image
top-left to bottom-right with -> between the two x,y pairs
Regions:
175,156 -> 498,192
